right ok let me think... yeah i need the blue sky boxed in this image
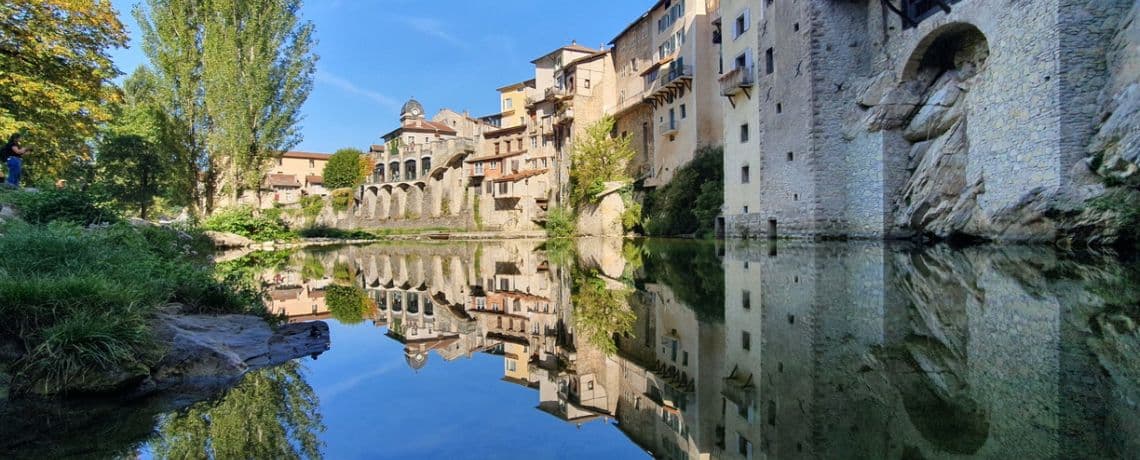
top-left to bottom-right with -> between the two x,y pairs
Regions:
108,0 -> 652,154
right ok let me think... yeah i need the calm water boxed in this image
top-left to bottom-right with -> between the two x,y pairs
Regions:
3,239 -> 1139,459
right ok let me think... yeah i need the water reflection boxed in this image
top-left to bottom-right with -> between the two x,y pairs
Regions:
5,239 -> 1136,459
254,239 -> 1139,458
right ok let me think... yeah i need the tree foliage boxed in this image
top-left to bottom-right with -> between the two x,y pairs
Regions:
322,148 -> 367,189
571,270 -> 636,356
325,284 -> 370,325
95,134 -> 168,219
0,0 -> 128,179
569,116 -> 635,208
135,0 -> 317,213
643,145 -> 724,237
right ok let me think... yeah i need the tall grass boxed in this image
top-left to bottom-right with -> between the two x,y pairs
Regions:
0,221 -> 269,395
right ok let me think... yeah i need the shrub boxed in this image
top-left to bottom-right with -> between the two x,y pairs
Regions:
325,285 -> 370,325
298,226 -> 376,240
301,256 -> 326,280
0,188 -> 118,226
330,188 -> 352,212
545,206 -> 575,238
300,195 -> 324,222
643,146 -> 723,237
322,148 -> 368,189
202,206 -> 294,242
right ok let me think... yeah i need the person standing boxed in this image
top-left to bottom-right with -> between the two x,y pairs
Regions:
1,133 -> 30,188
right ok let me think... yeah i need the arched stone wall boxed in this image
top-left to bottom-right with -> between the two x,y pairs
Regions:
901,22 -> 990,80
378,187 -> 392,220
407,184 -> 425,218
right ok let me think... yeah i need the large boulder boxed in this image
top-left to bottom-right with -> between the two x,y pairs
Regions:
203,230 -> 254,248
575,182 -> 626,237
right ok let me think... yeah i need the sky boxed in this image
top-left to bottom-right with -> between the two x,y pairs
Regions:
108,0 -> 653,154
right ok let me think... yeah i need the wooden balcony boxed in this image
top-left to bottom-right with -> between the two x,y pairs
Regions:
719,65 -> 755,97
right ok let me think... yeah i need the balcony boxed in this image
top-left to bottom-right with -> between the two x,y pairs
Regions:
554,107 -> 573,125
544,86 -> 571,101
719,65 -> 755,96
658,120 -> 678,136
646,64 -> 694,106
657,65 -> 692,89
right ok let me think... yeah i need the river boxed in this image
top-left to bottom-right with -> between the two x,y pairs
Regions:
3,239 -> 1138,459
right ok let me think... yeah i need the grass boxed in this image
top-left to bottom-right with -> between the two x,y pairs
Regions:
0,220 -> 270,395
0,188 -> 119,226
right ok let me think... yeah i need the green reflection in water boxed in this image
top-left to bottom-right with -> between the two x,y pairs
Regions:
150,361 -> 325,460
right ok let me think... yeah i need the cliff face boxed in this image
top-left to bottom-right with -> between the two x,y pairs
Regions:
1092,5 -> 1140,187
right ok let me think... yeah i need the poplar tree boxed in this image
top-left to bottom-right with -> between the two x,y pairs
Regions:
136,0 -> 316,213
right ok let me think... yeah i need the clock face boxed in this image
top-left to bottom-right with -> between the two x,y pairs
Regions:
412,108 -> 422,116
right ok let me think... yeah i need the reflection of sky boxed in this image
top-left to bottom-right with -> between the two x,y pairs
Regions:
301,320 -> 649,460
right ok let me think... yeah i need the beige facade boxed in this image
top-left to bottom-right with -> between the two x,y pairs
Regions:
715,0 -> 762,227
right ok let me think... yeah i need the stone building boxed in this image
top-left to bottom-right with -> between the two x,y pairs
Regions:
720,0 -> 1135,240
352,99 -> 486,229
629,0 -> 724,188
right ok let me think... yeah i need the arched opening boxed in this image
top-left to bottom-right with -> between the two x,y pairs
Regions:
373,164 -> 385,183
421,156 -> 432,177
902,23 -> 989,81
405,159 -> 417,181
389,161 -> 400,182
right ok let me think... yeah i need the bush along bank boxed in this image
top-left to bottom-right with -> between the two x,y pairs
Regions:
0,189 -> 326,398
642,145 -> 724,238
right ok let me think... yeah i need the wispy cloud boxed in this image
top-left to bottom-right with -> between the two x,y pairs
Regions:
395,16 -> 470,50
315,70 -> 399,109
317,362 -> 402,402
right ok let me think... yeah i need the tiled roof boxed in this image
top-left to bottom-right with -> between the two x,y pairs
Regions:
282,151 -> 332,160
305,175 -> 323,185
266,174 -> 302,188
402,118 -> 457,134
493,169 -> 549,183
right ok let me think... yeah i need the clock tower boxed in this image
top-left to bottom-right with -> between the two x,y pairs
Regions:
399,98 -> 425,122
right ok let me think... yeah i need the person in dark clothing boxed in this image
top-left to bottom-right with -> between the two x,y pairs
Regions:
1,133 -> 30,187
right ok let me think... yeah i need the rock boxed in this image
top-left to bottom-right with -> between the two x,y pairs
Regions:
903,83 -> 965,142
575,237 -> 626,279
1092,83 -> 1140,186
856,71 -> 896,108
864,66 -> 941,132
203,230 -> 254,248
127,217 -> 154,227
150,314 -> 330,392
575,181 -> 627,237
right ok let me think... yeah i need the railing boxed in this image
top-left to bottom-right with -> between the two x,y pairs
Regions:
544,86 -> 571,100
658,120 -> 678,136
719,65 -> 755,96
657,65 -> 693,88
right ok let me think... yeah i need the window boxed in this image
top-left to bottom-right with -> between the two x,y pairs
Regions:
587,381 -> 594,391
787,152 -> 794,162
735,53 -> 747,70
507,360 -> 516,371
740,124 -> 750,143
743,290 -> 751,309
491,160 -> 500,169
498,182 -> 508,195
494,142 -> 500,154
517,139 -> 523,150
742,331 -> 751,351
738,434 -> 753,458
505,99 -> 513,110
680,104 -> 687,119
743,205 -> 749,213
741,165 -> 750,183
776,103 -> 782,113
277,158 -> 283,166
309,159 -> 315,168
765,48 -> 774,74
530,136 -> 537,148
682,351 -> 689,366
499,278 -> 509,291
734,9 -> 750,39
584,78 -> 591,89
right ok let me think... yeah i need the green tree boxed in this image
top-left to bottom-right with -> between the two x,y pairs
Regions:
571,271 -> 635,356
569,116 -> 635,208
202,0 -> 317,207
0,0 -> 128,179
322,148 -> 366,189
151,362 -> 325,459
136,0 -> 317,213
95,134 -> 167,219
325,284 -> 369,325
135,0 -> 209,214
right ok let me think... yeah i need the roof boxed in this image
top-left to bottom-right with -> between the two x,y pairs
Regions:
266,174 -> 302,188
305,175 -> 323,185
482,124 -> 527,138
530,42 -> 600,64
564,50 -> 610,69
609,1 -> 666,45
270,287 -> 303,301
382,118 -> 458,140
493,169 -> 549,183
496,78 -> 537,93
369,144 -> 385,153
282,151 -> 332,161
465,150 -> 527,163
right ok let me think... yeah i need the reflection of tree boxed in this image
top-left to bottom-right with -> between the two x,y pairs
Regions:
325,284 -> 370,325
639,239 -> 724,322
151,361 -> 325,459
571,271 -> 635,356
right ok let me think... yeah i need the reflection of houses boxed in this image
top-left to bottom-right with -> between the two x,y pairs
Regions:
267,270 -> 330,321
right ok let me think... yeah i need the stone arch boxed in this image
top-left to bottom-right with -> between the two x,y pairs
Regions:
901,22 -> 990,81
393,185 -> 409,219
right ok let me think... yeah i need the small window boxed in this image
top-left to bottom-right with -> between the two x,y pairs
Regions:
741,165 -> 750,183
740,124 -> 750,143
680,104 -> 687,119
504,99 -> 513,109
587,380 -> 594,390
494,142 -> 500,154
743,290 -> 751,309
309,159 -> 315,168
776,103 -> 782,114
682,351 -> 689,366
742,331 -> 751,351
743,205 -> 749,213
584,79 -> 591,89
735,53 -> 747,70
765,48 -> 774,74
787,152 -> 794,162
277,158 -> 283,166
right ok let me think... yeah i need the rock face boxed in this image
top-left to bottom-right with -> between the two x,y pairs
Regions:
575,181 -> 627,237
149,314 -> 329,393
1091,5 -> 1140,187
203,230 -> 254,248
